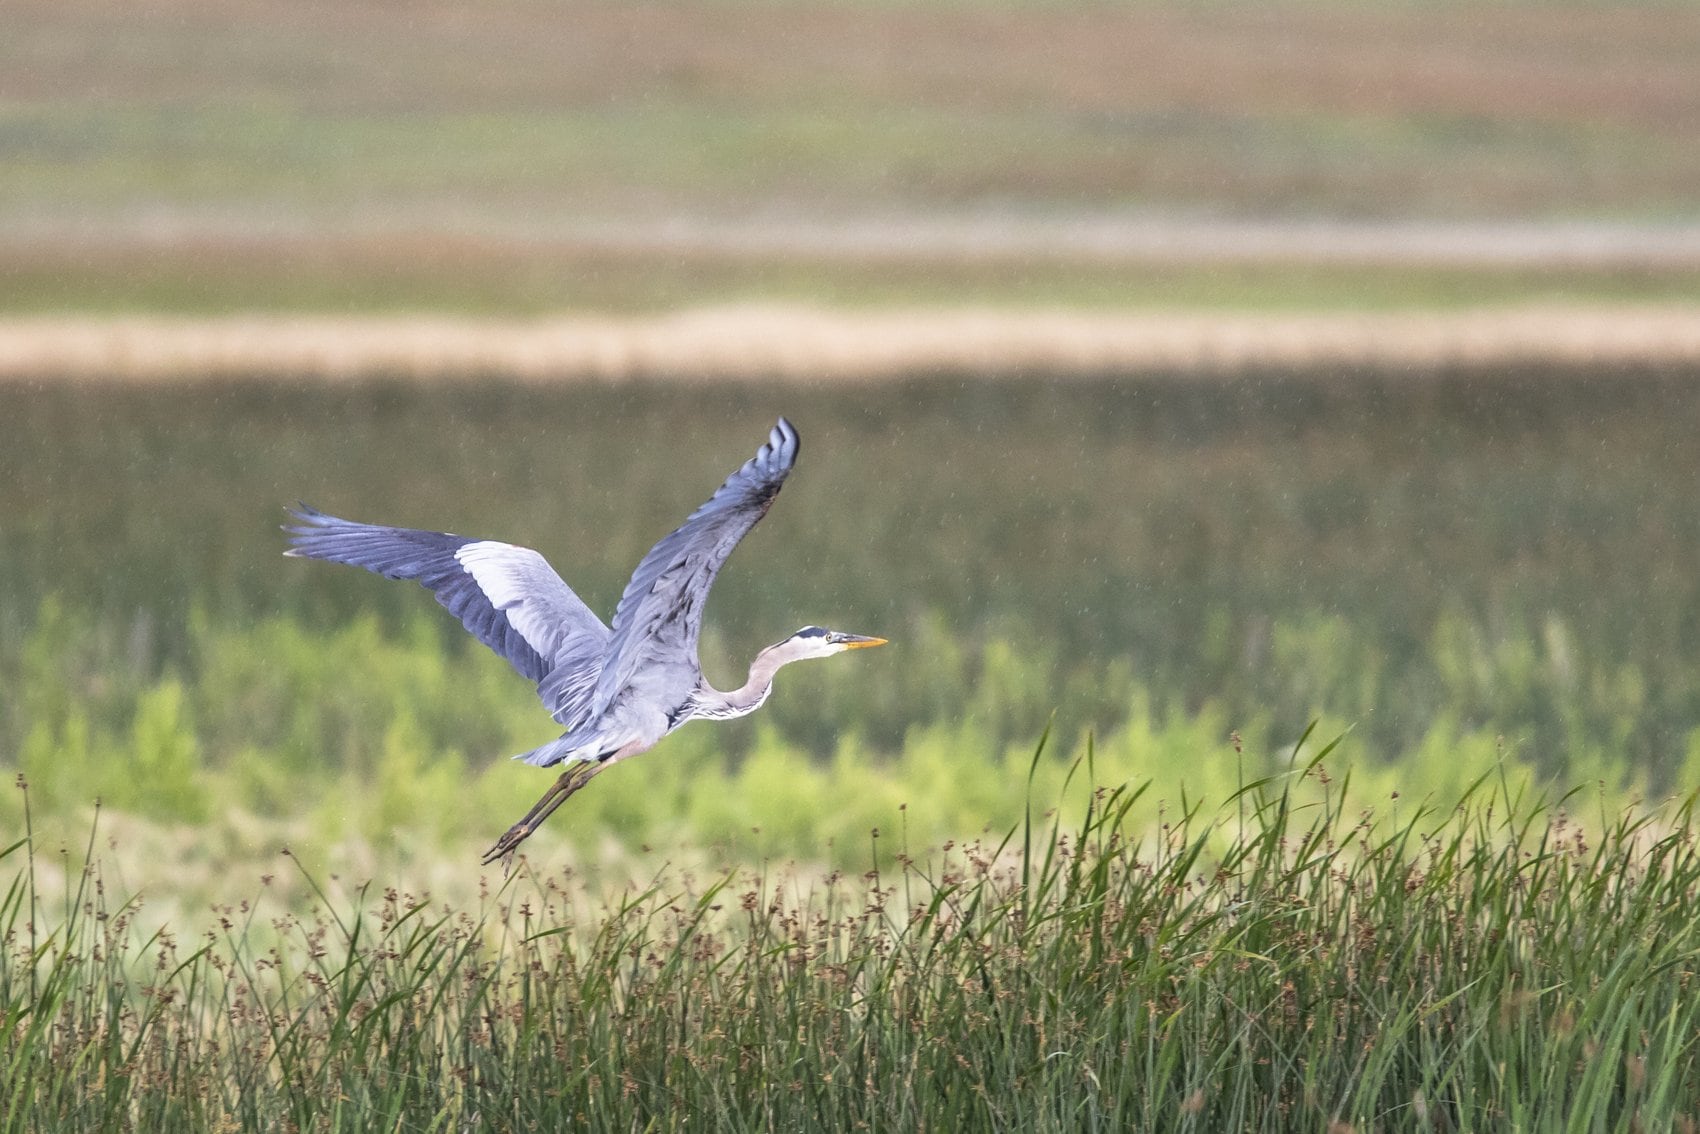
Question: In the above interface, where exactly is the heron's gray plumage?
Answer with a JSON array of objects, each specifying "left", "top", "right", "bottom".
[
  {"left": 284, "top": 417, "right": 882, "bottom": 865},
  {"left": 285, "top": 417, "right": 801, "bottom": 762},
  {"left": 282, "top": 510, "right": 613, "bottom": 728},
  {"left": 591, "top": 418, "right": 798, "bottom": 724}
]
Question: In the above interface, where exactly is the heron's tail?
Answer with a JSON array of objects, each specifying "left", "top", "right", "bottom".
[{"left": 511, "top": 735, "right": 599, "bottom": 768}]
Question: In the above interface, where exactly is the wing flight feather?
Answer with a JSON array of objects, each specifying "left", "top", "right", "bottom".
[
  {"left": 284, "top": 507, "right": 611, "bottom": 723},
  {"left": 591, "top": 418, "right": 800, "bottom": 715}
]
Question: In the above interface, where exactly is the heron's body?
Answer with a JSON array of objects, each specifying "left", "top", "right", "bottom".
[{"left": 285, "top": 418, "right": 884, "bottom": 865}]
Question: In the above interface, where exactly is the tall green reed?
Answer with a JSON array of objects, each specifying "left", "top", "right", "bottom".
[{"left": 6, "top": 735, "right": 1700, "bottom": 1132}]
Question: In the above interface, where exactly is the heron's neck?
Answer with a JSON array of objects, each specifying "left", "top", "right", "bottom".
[{"left": 691, "top": 643, "right": 795, "bottom": 721}]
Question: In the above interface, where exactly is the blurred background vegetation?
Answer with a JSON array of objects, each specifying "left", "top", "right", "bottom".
[
  {"left": 2, "top": 0, "right": 1699, "bottom": 890},
  {"left": 4, "top": 0, "right": 1699, "bottom": 312},
  {"left": 6, "top": 373, "right": 1700, "bottom": 894}
]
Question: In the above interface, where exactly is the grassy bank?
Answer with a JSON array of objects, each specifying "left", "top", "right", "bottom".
[{"left": 7, "top": 745, "right": 1700, "bottom": 1131}]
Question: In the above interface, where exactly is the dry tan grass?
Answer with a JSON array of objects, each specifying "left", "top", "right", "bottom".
[
  {"left": 7, "top": 1, "right": 1700, "bottom": 220},
  {"left": 12, "top": 0, "right": 1695, "bottom": 129},
  {"left": 3, "top": 304, "right": 1697, "bottom": 384}
]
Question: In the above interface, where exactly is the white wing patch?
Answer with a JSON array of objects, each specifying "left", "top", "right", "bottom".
[{"left": 454, "top": 541, "right": 562, "bottom": 660}]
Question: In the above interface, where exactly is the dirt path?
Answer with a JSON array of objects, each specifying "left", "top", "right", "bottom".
[{"left": 3, "top": 304, "right": 1697, "bottom": 383}]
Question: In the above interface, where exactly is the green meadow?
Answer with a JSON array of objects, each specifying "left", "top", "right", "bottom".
[
  {"left": 8, "top": 362, "right": 1700, "bottom": 1128},
  {"left": 0, "top": 365, "right": 1695, "bottom": 891},
  {"left": 7, "top": 368, "right": 1700, "bottom": 862},
  {"left": 10, "top": 370, "right": 1700, "bottom": 762}
]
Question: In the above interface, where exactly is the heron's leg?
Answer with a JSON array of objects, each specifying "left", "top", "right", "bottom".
[{"left": 480, "top": 760, "right": 604, "bottom": 870}]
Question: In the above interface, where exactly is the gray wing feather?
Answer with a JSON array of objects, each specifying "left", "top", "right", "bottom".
[
  {"left": 284, "top": 507, "right": 611, "bottom": 725},
  {"left": 591, "top": 418, "right": 800, "bottom": 716}
]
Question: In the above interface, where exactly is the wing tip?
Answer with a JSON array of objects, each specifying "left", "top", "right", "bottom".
[
  {"left": 283, "top": 502, "right": 332, "bottom": 528},
  {"left": 281, "top": 502, "right": 332, "bottom": 552},
  {"left": 768, "top": 416, "right": 800, "bottom": 470}
]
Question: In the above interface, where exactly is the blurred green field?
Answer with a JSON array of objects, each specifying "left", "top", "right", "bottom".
[{"left": 4, "top": 367, "right": 1700, "bottom": 894}]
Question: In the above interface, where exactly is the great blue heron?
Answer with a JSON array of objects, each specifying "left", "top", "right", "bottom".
[{"left": 285, "top": 417, "right": 884, "bottom": 867}]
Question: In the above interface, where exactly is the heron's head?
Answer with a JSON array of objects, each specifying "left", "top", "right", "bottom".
[{"left": 776, "top": 625, "right": 888, "bottom": 661}]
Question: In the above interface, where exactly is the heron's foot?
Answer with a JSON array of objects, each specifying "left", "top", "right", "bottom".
[
  {"left": 478, "top": 762, "right": 600, "bottom": 872},
  {"left": 481, "top": 822, "right": 535, "bottom": 872}
]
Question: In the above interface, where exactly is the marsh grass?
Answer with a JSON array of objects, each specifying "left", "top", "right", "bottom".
[{"left": 7, "top": 732, "right": 1700, "bottom": 1132}]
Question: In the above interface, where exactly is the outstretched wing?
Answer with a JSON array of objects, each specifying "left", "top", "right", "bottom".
[
  {"left": 284, "top": 507, "right": 611, "bottom": 723},
  {"left": 590, "top": 418, "right": 800, "bottom": 716}
]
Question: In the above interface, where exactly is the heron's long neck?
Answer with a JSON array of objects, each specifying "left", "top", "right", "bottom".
[{"left": 691, "top": 643, "right": 795, "bottom": 721}]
